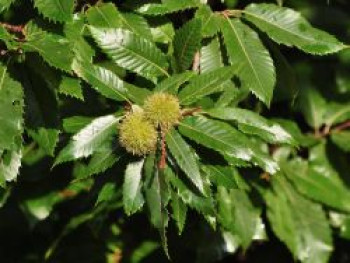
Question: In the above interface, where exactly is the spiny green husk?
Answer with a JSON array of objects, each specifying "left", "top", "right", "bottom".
[
  {"left": 119, "top": 112, "right": 157, "bottom": 156},
  {"left": 144, "top": 92, "right": 181, "bottom": 130}
]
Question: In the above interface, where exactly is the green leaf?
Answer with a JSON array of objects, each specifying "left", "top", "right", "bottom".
[
  {"left": 123, "top": 158, "right": 145, "bottom": 215},
  {"left": 144, "top": 155, "right": 169, "bottom": 256},
  {"left": 265, "top": 176, "right": 333, "bottom": 263},
  {"left": 137, "top": 0, "right": 201, "bottom": 16},
  {"left": 166, "top": 167, "right": 215, "bottom": 215},
  {"left": 202, "top": 165, "right": 238, "bottom": 189},
  {"left": 166, "top": 129, "right": 205, "bottom": 194},
  {"left": 89, "top": 27, "right": 169, "bottom": 83},
  {"left": 173, "top": 19, "right": 202, "bottom": 72},
  {"left": 96, "top": 183, "right": 117, "bottom": 206},
  {"left": 171, "top": 190, "right": 187, "bottom": 234},
  {"left": 217, "top": 187, "right": 260, "bottom": 249},
  {"left": 244, "top": 3, "right": 346, "bottom": 55},
  {"left": 220, "top": 17, "right": 276, "bottom": 106},
  {"left": 86, "top": 3, "right": 152, "bottom": 40},
  {"left": 28, "top": 128, "right": 60, "bottom": 157},
  {"left": 23, "top": 22, "right": 74, "bottom": 71},
  {"left": 63, "top": 116, "right": 94, "bottom": 134},
  {"left": 59, "top": 77, "right": 83, "bottom": 101},
  {"left": 34, "top": 0, "right": 74, "bottom": 22},
  {"left": 282, "top": 158, "right": 350, "bottom": 213},
  {"left": 0, "top": 146, "right": 22, "bottom": 184},
  {"left": 86, "top": 3, "right": 122, "bottom": 28},
  {"left": 324, "top": 103, "right": 350, "bottom": 127},
  {"left": 154, "top": 71, "right": 194, "bottom": 94},
  {"left": 0, "top": 65, "right": 24, "bottom": 151},
  {"left": 178, "top": 66, "right": 235, "bottom": 105},
  {"left": 54, "top": 115, "right": 121, "bottom": 165},
  {"left": 179, "top": 116, "right": 279, "bottom": 174},
  {"left": 150, "top": 19, "right": 175, "bottom": 44},
  {"left": 208, "top": 107, "right": 296, "bottom": 145},
  {"left": 297, "top": 87, "right": 327, "bottom": 129},
  {"left": 195, "top": 5, "right": 219, "bottom": 38},
  {"left": 331, "top": 131, "right": 350, "bottom": 152},
  {"left": 200, "top": 37, "right": 223, "bottom": 73},
  {"left": 0, "top": 0, "right": 14, "bottom": 13},
  {"left": 76, "top": 149, "right": 123, "bottom": 179},
  {"left": 72, "top": 60, "right": 149, "bottom": 104}
]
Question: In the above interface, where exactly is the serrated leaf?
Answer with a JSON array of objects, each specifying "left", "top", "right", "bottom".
[
  {"left": 0, "top": 0, "right": 14, "bottom": 13},
  {"left": 282, "top": 158, "right": 350, "bottom": 213},
  {"left": 202, "top": 165, "right": 238, "bottom": 189},
  {"left": 217, "top": 187, "right": 260, "bottom": 249},
  {"left": 72, "top": 60, "right": 149, "bottom": 104},
  {"left": 89, "top": 27, "right": 169, "bottom": 83},
  {"left": 150, "top": 19, "right": 175, "bottom": 44},
  {"left": 297, "top": 87, "right": 327, "bottom": 129},
  {"left": 166, "top": 167, "right": 215, "bottom": 215},
  {"left": 34, "top": 0, "right": 74, "bottom": 22},
  {"left": 87, "top": 3, "right": 152, "bottom": 40},
  {"left": 173, "top": 19, "right": 202, "bottom": 72},
  {"left": 23, "top": 22, "right": 74, "bottom": 71},
  {"left": 154, "top": 71, "right": 194, "bottom": 94},
  {"left": 208, "top": 107, "right": 296, "bottom": 145},
  {"left": 178, "top": 67, "right": 235, "bottom": 105},
  {"left": 166, "top": 129, "right": 205, "bottom": 194},
  {"left": 59, "top": 77, "right": 83, "bottom": 101},
  {"left": 86, "top": 3, "right": 123, "bottom": 28},
  {"left": 54, "top": 115, "right": 121, "bottom": 165},
  {"left": 0, "top": 65, "right": 24, "bottom": 151},
  {"left": 123, "top": 158, "right": 145, "bottom": 215},
  {"left": 195, "top": 5, "right": 219, "bottom": 37},
  {"left": 179, "top": 116, "right": 279, "bottom": 174},
  {"left": 265, "top": 175, "right": 333, "bottom": 263},
  {"left": 331, "top": 131, "right": 350, "bottom": 152},
  {"left": 220, "top": 17, "right": 276, "bottom": 106},
  {"left": 200, "top": 37, "right": 223, "bottom": 73},
  {"left": 28, "top": 128, "right": 60, "bottom": 157},
  {"left": 171, "top": 190, "right": 187, "bottom": 234},
  {"left": 137, "top": 0, "right": 201, "bottom": 16},
  {"left": 244, "top": 3, "right": 345, "bottom": 55},
  {"left": 0, "top": 146, "right": 22, "bottom": 184},
  {"left": 63, "top": 116, "right": 94, "bottom": 134}
]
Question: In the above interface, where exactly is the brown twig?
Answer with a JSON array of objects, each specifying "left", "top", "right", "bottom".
[
  {"left": 0, "top": 22, "right": 24, "bottom": 33},
  {"left": 181, "top": 107, "right": 202, "bottom": 117},
  {"left": 332, "top": 120, "right": 350, "bottom": 132},
  {"left": 192, "top": 51, "right": 200, "bottom": 72},
  {"left": 158, "top": 129, "right": 167, "bottom": 170}
]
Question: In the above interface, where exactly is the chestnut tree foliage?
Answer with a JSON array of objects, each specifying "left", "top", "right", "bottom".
[{"left": 1, "top": 0, "right": 350, "bottom": 262}]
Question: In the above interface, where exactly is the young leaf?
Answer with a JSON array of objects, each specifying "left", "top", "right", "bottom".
[
  {"left": 89, "top": 27, "right": 169, "bottom": 83},
  {"left": 178, "top": 66, "right": 236, "bottom": 105},
  {"left": 244, "top": 3, "right": 346, "bottom": 55},
  {"left": 208, "top": 107, "right": 296, "bottom": 145},
  {"left": 33, "top": 0, "right": 74, "bottom": 22},
  {"left": 54, "top": 115, "right": 121, "bottom": 165},
  {"left": 166, "top": 129, "right": 205, "bottom": 194},
  {"left": 0, "top": 65, "right": 24, "bottom": 151},
  {"left": 123, "top": 158, "right": 145, "bottom": 215},
  {"left": 220, "top": 17, "right": 276, "bottom": 106},
  {"left": 179, "top": 116, "right": 279, "bottom": 174},
  {"left": 265, "top": 176, "right": 333, "bottom": 263},
  {"left": 173, "top": 19, "right": 202, "bottom": 72}
]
